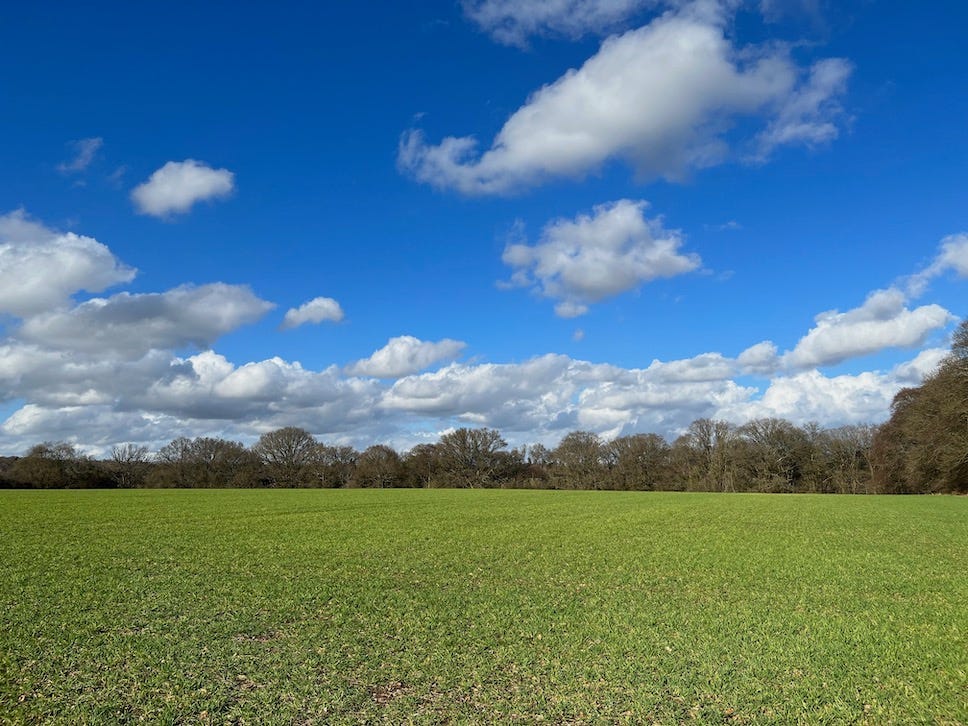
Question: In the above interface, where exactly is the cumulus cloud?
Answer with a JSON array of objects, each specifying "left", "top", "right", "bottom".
[
  {"left": 781, "top": 288, "right": 955, "bottom": 369},
  {"left": 131, "top": 160, "right": 235, "bottom": 217},
  {"left": 503, "top": 200, "right": 700, "bottom": 316},
  {"left": 0, "top": 210, "right": 136, "bottom": 316},
  {"left": 347, "top": 336, "right": 467, "bottom": 378},
  {"left": 737, "top": 340, "right": 780, "bottom": 375},
  {"left": 0, "top": 213, "right": 961, "bottom": 455},
  {"left": 281, "top": 297, "right": 345, "bottom": 329},
  {"left": 0, "top": 339, "right": 949, "bottom": 455},
  {"left": 400, "top": 6, "right": 849, "bottom": 194},
  {"left": 463, "top": 0, "right": 662, "bottom": 46},
  {"left": 57, "top": 137, "right": 103, "bottom": 174},
  {"left": 720, "top": 368, "right": 901, "bottom": 428},
  {"left": 17, "top": 284, "right": 274, "bottom": 358}
]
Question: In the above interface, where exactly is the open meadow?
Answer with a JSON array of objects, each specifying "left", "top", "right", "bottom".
[{"left": 1, "top": 490, "right": 965, "bottom": 724}]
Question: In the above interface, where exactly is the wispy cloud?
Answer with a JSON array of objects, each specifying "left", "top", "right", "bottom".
[{"left": 57, "top": 137, "right": 103, "bottom": 174}]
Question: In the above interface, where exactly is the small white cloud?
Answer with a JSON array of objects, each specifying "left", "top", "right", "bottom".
[
  {"left": 753, "top": 58, "right": 852, "bottom": 160},
  {"left": 737, "top": 340, "right": 780, "bottom": 375},
  {"left": 131, "top": 160, "right": 235, "bottom": 217},
  {"left": 401, "top": 7, "right": 850, "bottom": 194},
  {"left": 348, "top": 336, "right": 466, "bottom": 378},
  {"left": 281, "top": 297, "right": 345, "bottom": 329},
  {"left": 892, "top": 347, "right": 949, "bottom": 384},
  {"left": 57, "top": 137, "right": 103, "bottom": 174},
  {"left": 573, "top": 328, "right": 586, "bottom": 342},
  {"left": 0, "top": 209, "right": 136, "bottom": 317},
  {"left": 503, "top": 199, "right": 700, "bottom": 317},
  {"left": 934, "top": 233, "right": 968, "bottom": 277},
  {"left": 908, "top": 233, "right": 968, "bottom": 295}
]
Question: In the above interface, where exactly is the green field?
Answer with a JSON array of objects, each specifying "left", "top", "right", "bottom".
[{"left": 1, "top": 490, "right": 965, "bottom": 724}]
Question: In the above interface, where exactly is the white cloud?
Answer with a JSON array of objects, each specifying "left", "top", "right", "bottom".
[
  {"left": 463, "top": 0, "right": 662, "bottom": 46},
  {"left": 503, "top": 200, "right": 700, "bottom": 316},
  {"left": 281, "top": 297, "right": 345, "bottom": 329},
  {"left": 17, "top": 284, "right": 274, "bottom": 358},
  {"left": 0, "top": 210, "right": 136, "bottom": 316},
  {"left": 720, "top": 369, "right": 901, "bottom": 427},
  {"left": 908, "top": 233, "right": 968, "bottom": 295},
  {"left": 781, "top": 288, "right": 955, "bottom": 369},
  {"left": 347, "top": 336, "right": 467, "bottom": 378},
  {"left": 934, "top": 233, "right": 968, "bottom": 277},
  {"left": 0, "top": 339, "right": 949, "bottom": 455},
  {"left": 400, "top": 7, "right": 849, "bottom": 194},
  {"left": 57, "top": 137, "right": 103, "bottom": 174},
  {"left": 131, "top": 160, "right": 235, "bottom": 217},
  {"left": 753, "top": 57, "right": 851, "bottom": 159},
  {"left": 0, "top": 216, "right": 962, "bottom": 455},
  {"left": 737, "top": 340, "right": 779, "bottom": 375},
  {"left": 892, "top": 347, "right": 949, "bottom": 384}
]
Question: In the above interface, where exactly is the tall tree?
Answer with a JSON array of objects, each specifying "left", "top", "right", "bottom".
[
  {"left": 253, "top": 427, "right": 320, "bottom": 487},
  {"left": 872, "top": 319, "right": 968, "bottom": 493},
  {"left": 435, "top": 428, "right": 509, "bottom": 487}
]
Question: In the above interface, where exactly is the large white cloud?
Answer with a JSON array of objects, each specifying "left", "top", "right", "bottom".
[
  {"left": 17, "top": 284, "right": 274, "bottom": 358},
  {"left": 281, "top": 297, "right": 345, "bottom": 329},
  {"left": 503, "top": 199, "right": 700, "bottom": 316},
  {"left": 131, "top": 160, "right": 235, "bottom": 217},
  {"left": 400, "top": 6, "right": 849, "bottom": 194},
  {"left": 781, "top": 288, "right": 954, "bottom": 369},
  {"left": 347, "top": 336, "right": 467, "bottom": 378},
  {"left": 0, "top": 210, "right": 136, "bottom": 316}
]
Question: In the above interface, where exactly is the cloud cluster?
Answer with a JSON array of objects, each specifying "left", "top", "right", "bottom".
[
  {"left": 0, "top": 213, "right": 961, "bottom": 456},
  {"left": 131, "top": 160, "right": 235, "bottom": 217},
  {"left": 400, "top": 6, "right": 850, "bottom": 194},
  {"left": 281, "top": 297, "right": 345, "bottom": 329},
  {"left": 503, "top": 199, "right": 700, "bottom": 316}
]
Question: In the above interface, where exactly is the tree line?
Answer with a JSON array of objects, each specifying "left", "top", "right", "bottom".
[{"left": 2, "top": 322, "right": 964, "bottom": 494}]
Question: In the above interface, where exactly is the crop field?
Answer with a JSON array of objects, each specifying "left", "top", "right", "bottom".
[{"left": 0, "top": 490, "right": 965, "bottom": 724}]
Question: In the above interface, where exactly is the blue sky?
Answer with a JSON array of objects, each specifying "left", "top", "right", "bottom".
[{"left": 1, "top": 0, "right": 966, "bottom": 454}]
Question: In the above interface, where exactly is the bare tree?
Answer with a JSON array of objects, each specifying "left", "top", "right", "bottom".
[
  {"left": 110, "top": 443, "right": 150, "bottom": 488},
  {"left": 436, "top": 428, "right": 509, "bottom": 487},
  {"left": 354, "top": 445, "right": 403, "bottom": 488},
  {"left": 608, "top": 433, "right": 670, "bottom": 490},
  {"left": 551, "top": 431, "right": 605, "bottom": 489},
  {"left": 253, "top": 427, "right": 320, "bottom": 487}
]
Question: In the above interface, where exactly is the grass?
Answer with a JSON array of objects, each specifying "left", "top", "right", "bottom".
[{"left": 0, "top": 489, "right": 965, "bottom": 724}]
